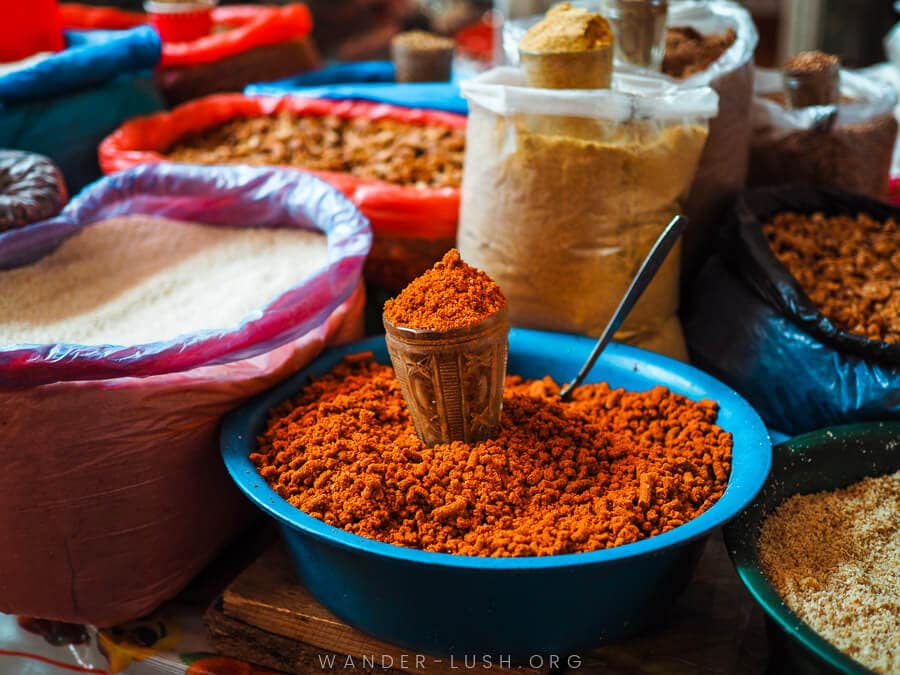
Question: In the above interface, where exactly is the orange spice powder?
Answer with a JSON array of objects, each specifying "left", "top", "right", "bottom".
[
  {"left": 382, "top": 249, "right": 506, "bottom": 331},
  {"left": 251, "top": 354, "right": 733, "bottom": 557}
]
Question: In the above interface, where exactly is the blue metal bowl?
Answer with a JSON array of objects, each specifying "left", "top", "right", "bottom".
[{"left": 221, "top": 330, "right": 772, "bottom": 658}]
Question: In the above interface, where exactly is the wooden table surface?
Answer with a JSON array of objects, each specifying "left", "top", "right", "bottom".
[{"left": 206, "top": 530, "right": 769, "bottom": 674}]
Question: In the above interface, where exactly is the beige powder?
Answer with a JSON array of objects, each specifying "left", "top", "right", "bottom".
[
  {"left": 759, "top": 472, "right": 900, "bottom": 674},
  {"left": 0, "top": 215, "right": 330, "bottom": 346},
  {"left": 519, "top": 3, "right": 613, "bottom": 53},
  {"left": 459, "top": 112, "right": 708, "bottom": 360}
]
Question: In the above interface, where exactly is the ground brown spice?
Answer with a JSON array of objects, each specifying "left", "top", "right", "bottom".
[
  {"left": 764, "top": 211, "right": 900, "bottom": 344},
  {"left": 783, "top": 50, "right": 839, "bottom": 73},
  {"left": 662, "top": 26, "right": 737, "bottom": 79},
  {"left": 382, "top": 249, "right": 506, "bottom": 331},
  {"left": 250, "top": 354, "right": 733, "bottom": 557}
]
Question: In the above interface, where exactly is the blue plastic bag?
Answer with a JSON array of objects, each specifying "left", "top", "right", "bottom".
[
  {"left": 0, "top": 27, "right": 163, "bottom": 192},
  {"left": 250, "top": 60, "right": 396, "bottom": 88},
  {"left": 685, "top": 187, "right": 900, "bottom": 435},
  {"left": 0, "top": 162, "right": 372, "bottom": 388},
  {"left": 246, "top": 61, "right": 468, "bottom": 115}
]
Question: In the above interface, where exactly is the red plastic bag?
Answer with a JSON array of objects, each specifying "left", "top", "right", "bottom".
[
  {"left": 100, "top": 94, "right": 465, "bottom": 288},
  {"left": 60, "top": 3, "right": 312, "bottom": 67},
  {"left": 0, "top": 0, "right": 64, "bottom": 62},
  {"left": 59, "top": 3, "right": 145, "bottom": 30},
  {"left": 160, "top": 4, "right": 312, "bottom": 67}
]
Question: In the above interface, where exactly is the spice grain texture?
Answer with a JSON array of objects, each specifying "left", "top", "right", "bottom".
[
  {"left": 251, "top": 355, "right": 732, "bottom": 557},
  {"left": 662, "top": 26, "right": 737, "bottom": 79},
  {"left": 167, "top": 111, "right": 465, "bottom": 189},
  {"left": 759, "top": 472, "right": 900, "bottom": 674},
  {"left": 519, "top": 2, "right": 613, "bottom": 53},
  {"left": 764, "top": 211, "right": 899, "bottom": 344},
  {"left": 0, "top": 215, "right": 329, "bottom": 346},
  {"left": 383, "top": 249, "right": 506, "bottom": 331}
]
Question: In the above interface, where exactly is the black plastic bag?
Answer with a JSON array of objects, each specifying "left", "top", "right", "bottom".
[{"left": 685, "top": 186, "right": 900, "bottom": 435}]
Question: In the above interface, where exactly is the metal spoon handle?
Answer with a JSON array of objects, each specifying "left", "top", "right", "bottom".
[{"left": 558, "top": 215, "right": 687, "bottom": 401}]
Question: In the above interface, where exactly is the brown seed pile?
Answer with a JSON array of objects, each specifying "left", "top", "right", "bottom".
[
  {"left": 165, "top": 110, "right": 465, "bottom": 188},
  {"left": 392, "top": 30, "right": 454, "bottom": 51},
  {"left": 759, "top": 472, "right": 900, "bottom": 674},
  {"left": 251, "top": 354, "right": 733, "bottom": 558},
  {"left": 783, "top": 50, "right": 839, "bottom": 74},
  {"left": 662, "top": 26, "right": 737, "bottom": 79},
  {"left": 764, "top": 211, "right": 900, "bottom": 344},
  {"left": 383, "top": 249, "right": 506, "bottom": 331}
]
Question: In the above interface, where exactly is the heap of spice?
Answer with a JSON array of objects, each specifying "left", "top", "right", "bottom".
[
  {"left": 519, "top": 2, "right": 613, "bottom": 53},
  {"left": 764, "top": 211, "right": 899, "bottom": 344},
  {"left": 166, "top": 111, "right": 465, "bottom": 189},
  {"left": 390, "top": 31, "right": 455, "bottom": 83},
  {"left": 518, "top": 3, "right": 615, "bottom": 91},
  {"left": 383, "top": 249, "right": 506, "bottom": 331},
  {"left": 391, "top": 30, "right": 454, "bottom": 51},
  {"left": 759, "top": 472, "right": 900, "bottom": 674},
  {"left": 251, "top": 354, "right": 733, "bottom": 557},
  {"left": 662, "top": 26, "right": 737, "bottom": 79}
]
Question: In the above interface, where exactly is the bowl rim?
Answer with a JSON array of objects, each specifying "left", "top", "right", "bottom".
[
  {"left": 724, "top": 422, "right": 900, "bottom": 675},
  {"left": 221, "top": 329, "right": 772, "bottom": 570}
]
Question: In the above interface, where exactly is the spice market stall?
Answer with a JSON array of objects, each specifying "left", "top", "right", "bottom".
[{"left": 0, "top": 1, "right": 898, "bottom": 674}]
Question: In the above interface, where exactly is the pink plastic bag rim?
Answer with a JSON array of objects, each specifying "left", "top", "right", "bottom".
[{"left": 0, "top": 162, "right": 371, "bottom": 388}]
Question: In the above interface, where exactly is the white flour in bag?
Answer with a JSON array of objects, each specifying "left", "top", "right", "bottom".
[{"left": 0, "top": 215, "right": 330, "bottom": 346}]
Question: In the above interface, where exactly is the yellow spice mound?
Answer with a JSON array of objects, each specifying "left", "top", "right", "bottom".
[{"left": 520, "top": 2, "right": 613, "bottom": 53}]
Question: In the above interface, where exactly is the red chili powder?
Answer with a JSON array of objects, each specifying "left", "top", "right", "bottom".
[
  {"left": 382, "top": 249, "right": 506, "bottom": 331},
  {"left": 251, "top": 354, "right": 733, "bottom": 557}
]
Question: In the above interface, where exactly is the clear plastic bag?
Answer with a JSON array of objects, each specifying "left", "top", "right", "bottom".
[
  {"left": 503, "top": 1, "right": 758, "bottom": 286},
  {"left": 749, "top": 68, "right": 898, "bottom": 199},
  {"left": 458, "top": 67, "right": 717, "bottom": 360}
]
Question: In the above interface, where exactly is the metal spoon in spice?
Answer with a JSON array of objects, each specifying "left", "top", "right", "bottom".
[{"left": 558, "top": 214, "right": 687, "bottom": 401}]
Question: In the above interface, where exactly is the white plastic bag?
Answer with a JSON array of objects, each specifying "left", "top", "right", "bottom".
[
  {"left": 749, "top": 68, "right": 898, "bottom": 199},
  {"left": 504, "top": 1, "right": 757, "bottom": 284},
  {"left": 458, "top": 67, "right": 717, "bottom": 360}
]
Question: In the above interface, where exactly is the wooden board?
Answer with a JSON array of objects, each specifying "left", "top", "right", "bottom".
[{"left": 207, "top": 543, "right": 548, "bottom": 675}]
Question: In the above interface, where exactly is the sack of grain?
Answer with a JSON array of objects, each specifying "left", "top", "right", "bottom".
[
  {"left": 685, "top": 186, "right": 900, "bottom": 435},
  {"left": 748, "top": 68, "right": 898, "bottom": 201},
  {"left": 503, "top": 1, "right": 757, "bottom": 288},
  {"left": 0, "top": 163, "right": 370, "bottom": 625},
  {"left": 458, "top": 67, "right": 718, "bottom": 360}
]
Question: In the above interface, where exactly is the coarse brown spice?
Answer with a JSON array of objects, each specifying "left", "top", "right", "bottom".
[
  {"left": 662, "top": 26, "right": 737, "bottom": 79},
  {"left": 764, "top": 211, "right": 900, "bottom": 344},
  {"left": 391, "top": 30, "right": 454, "bottom": 51},
  {"left": 382, "top": 249, "right": 506, "bottom": 331},
  {"left": 250, "top": 354, "right": 733, "bottom": 557},
  {"left": 759, "top": 472, "right": 900, "bottom": 674},
  {"left": 783, "top": 50, "right": 839, "bottom": 74},
  {"left": 166, "top": 111, "right": 465, "bottom": 189}
]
